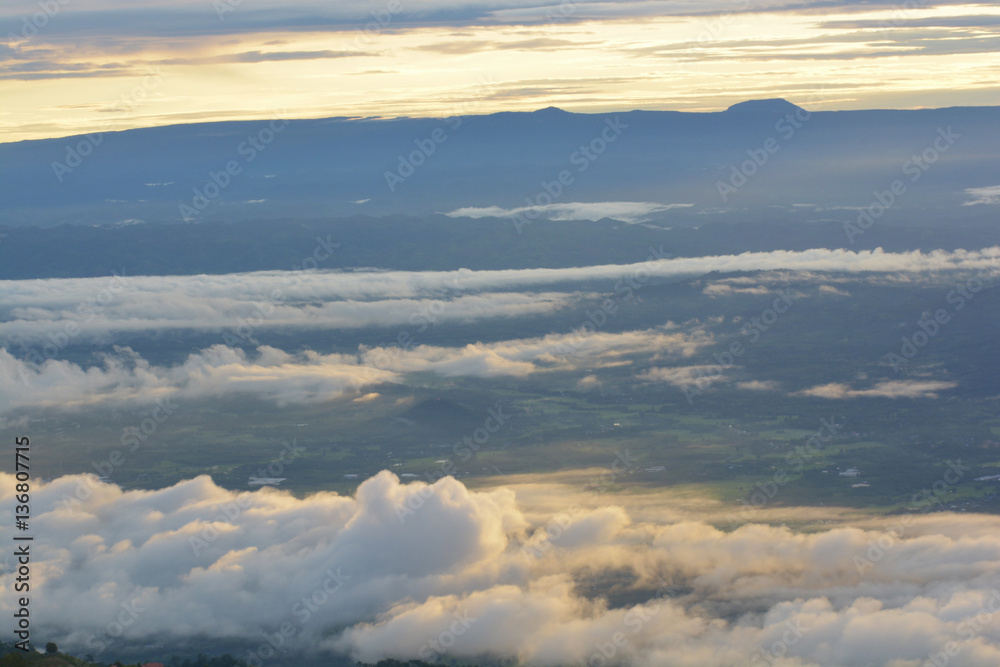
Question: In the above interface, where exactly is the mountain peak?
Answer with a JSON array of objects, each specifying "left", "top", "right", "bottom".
[{"left": 724, "top": 98, "right": 806, "bottom": 115}]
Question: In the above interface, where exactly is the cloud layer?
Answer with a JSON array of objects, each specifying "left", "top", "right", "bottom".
[
  {"left": 1, "top": 247, "right": 996, "bottom": 346},
  {"left": 0, "top": 324, "right": 712, "bottom": 413},
  {"left": 3, "top": 471, "right": 1000, "bottom": 666}
]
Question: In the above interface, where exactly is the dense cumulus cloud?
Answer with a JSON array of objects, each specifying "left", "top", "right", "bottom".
[{"left": 3, "top": 471, "right": 1000, "bottom": 666}]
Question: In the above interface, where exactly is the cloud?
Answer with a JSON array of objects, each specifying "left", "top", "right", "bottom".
[
  {"left": 414, "top": 38, "right": 591, "bottom": 55},
  {"left": 156, "top": 50, "right": 371, "bottom": 66},
  {"left": 0, "top": 284, "right": 579, "bottom": 344},
  {"left": 702, "top": 283, "right": 771, "bottom": 297},
  {"left": 445, "top": 202, "right": 692, "bottom": 223},
  {"left": 798, "top": 380, "right": 958, "bottom": 399},
  {"left": 9, "top": 245, "right": 993, "bottom": 345},
  {"left": 822, "top": 15, "right": 1000, "bottom": 30},
  {"left": 4, "top": 470, "right": 1000, "bottom": 666},
  {"left": 736, "top": 380, "right": 779, "bottom": 392},
  {"left": 818, "top": 284, "right": 852, "bottom": 297},
  {"left": 0, "top": 345, "right": 394, "bottom": 411},
  {"left": 637, "top": 365, "right": 731, "bottom": 388},
  {"left": 0, "top": 325, "right": 712, "bottom": 413},
  {"left": 964, "top": 185, "right": 1000, "bottom": 206}
]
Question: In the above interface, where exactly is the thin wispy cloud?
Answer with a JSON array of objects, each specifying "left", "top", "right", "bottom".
[
  {"left": 798, "top": 380, "right": 958, "bottom": 399},
  {"left": 2, "top": 247, "right": 997, "bottom": 345},
  {"left": 964, "top": 185, "right": 1000, "bottom": 206},
  {"left": 445, "top": 202, "right": 692, "bottom": 223}
]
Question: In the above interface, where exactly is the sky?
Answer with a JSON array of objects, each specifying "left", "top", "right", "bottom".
[{"left": 3, "top": 0, "right": 1000, "bottom": 141}]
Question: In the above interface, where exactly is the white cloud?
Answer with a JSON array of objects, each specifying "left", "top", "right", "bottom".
[
  {"left": 736, "top": 380, "right": 779, "bottom": 391},
  {"left": 0, "top": 325, "right": 712, "bottom": 413},
  {"left": 4, "top": 471, "right": 1000, "bottom": 666},
  {"left": 798, "top": 380, "right": 957, "bottom": 399},
  {"left": 702, "top": 283, "right": 771, "bottom": 297},
  {"left": 445, "top": 201, "right": 693, "bottom": 223},
  {"left": 3, "top": 247, "right": 997, "bottom": 345},
  {"left": 637, "top": 364, "right": 732, "bottom": 387},
  {"left": 818, "top": 284, "right": 852, "bottom": 297},
  {"left": 963, "top": 185, "right": 1000, "bottom": 206},
  {"left": 0, "top": 286, "right": 578, "bottom": 344}
]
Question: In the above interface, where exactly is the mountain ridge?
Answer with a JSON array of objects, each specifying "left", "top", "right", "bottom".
[{"left": 1, "top": 102, "right": 997, "bottom": 228}]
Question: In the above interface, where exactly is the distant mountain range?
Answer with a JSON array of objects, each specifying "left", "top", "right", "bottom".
[{"left": 2, "top": 100, "right": 998, "bottom": 229}]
